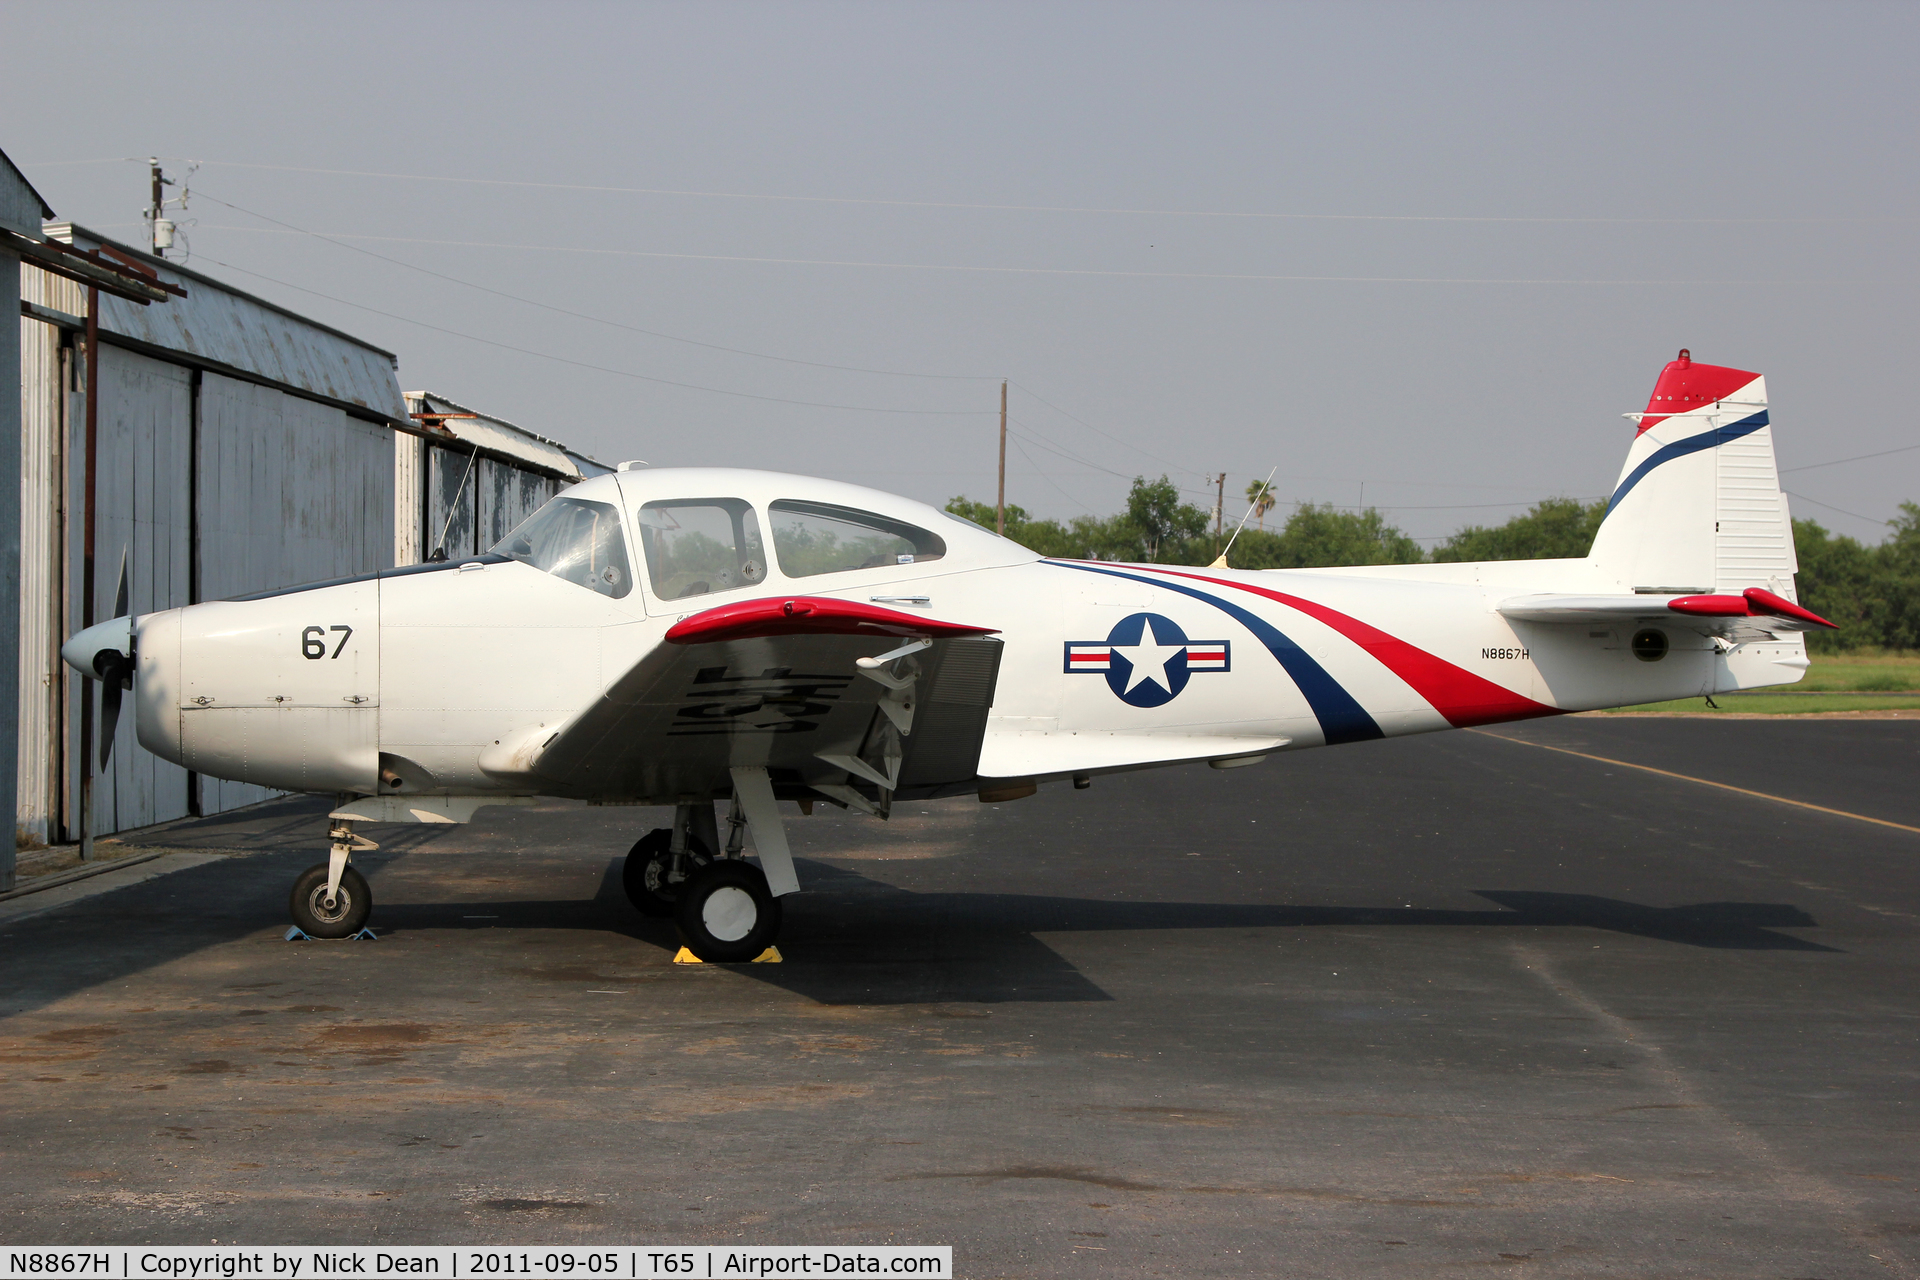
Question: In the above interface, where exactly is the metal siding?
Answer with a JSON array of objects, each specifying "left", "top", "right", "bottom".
[
  {"left": 86, "top": 346, "right": 193, "bottom": 834},
  {"left": 394, "top": 433, "right": 423, "bottom": 566},
  {"left": 16, "top": 274, "right": 72, "bottom": 842},
  {"left": 477, "top": 457, "right": 557, "bottom": 550},
  {"left": 195, "top": 374, "right": 395, "bottom": 816},
  {"left": 426, "top": 444, "right": 479, "bottom": 560}
]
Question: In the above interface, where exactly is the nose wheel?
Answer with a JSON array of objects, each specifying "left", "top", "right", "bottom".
[
  {"left": 288, "top": 817, "right": 377, "bottom": 938},
  {"left": 289, "top": 863, "right": 372, "bottom": 938}
]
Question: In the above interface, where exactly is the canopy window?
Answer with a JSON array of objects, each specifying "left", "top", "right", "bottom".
[
  {"left": 494, "top": 496, "right": 634, "bottom": 598},
  {"left": 769, "top": 501, "right": 947, "bottom": 579},
  {"left": 637, "top": 498, "right": 768, "bottom": 601}
]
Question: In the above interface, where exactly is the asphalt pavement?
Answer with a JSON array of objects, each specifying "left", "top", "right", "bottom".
[{"left": 2, "top": 717, "right": 1916, "bottom": 1279}]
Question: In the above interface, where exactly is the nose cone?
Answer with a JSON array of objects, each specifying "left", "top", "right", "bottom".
[{"left": 61, "top": 616, "right": 133, "bottom": 678}]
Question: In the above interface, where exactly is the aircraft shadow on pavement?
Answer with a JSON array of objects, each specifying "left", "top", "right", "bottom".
[
  {"left": 0, "top": 854, "right": 1834, "bottom": 1020},
  {"left": 371, "top": 860, "right": 1839, "bottom": 1006}
]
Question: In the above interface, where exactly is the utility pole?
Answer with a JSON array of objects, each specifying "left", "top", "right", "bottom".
[
  {"left": 1214, "top": 472, "right": 1227, "bottom": 546},
  {"left": 996, "top": 380, "right": 1007, "bottom": 535},
  {"left": 146, "top": 158, "right": 175, "bottom": 257}
]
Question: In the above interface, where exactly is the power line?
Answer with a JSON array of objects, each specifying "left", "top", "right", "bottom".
[
  {"left": 196, "top": 256, "right": 995, "bottom": 417},
  {"left": 183, "top": 223, "right": 1814, "bottom": 287},
  {"left": 192, "top": 192, "right": 998, "bottom": 382},
  {"left": 1007, "top": 380, "right": 1198, "bottom": 479},
  {"left": 65, "top": 156, "right": 1916, "bottom": 225},
  {"left": 1779, "top": 442, "right": 1920, "bottom": 474},
  {"left": 1004, "top": 435, "right": 1096, "bottom": 515},
  {"left": 1785, "top": 490, "right": 1890, "bottom": 526}
]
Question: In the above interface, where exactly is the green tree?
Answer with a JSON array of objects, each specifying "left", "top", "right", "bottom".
[
  {"left": 1791, "top": 518, "right": 1877, "bottom": 652},
  {"left": 1121, "top": 475, "right": 1210, "bottom": 562},
  {"left": 1431, "top": 497, "right": 1606, "bottom": 562},
  {"left": 1869, "top": 502, "right": 1920, "bottom": 650},
  {"left": 1227, "top": 504, "right": 1425, "bottom": 569},
  {"left": 1245, "top": 478, "right": 1277, "bottom": 530}
]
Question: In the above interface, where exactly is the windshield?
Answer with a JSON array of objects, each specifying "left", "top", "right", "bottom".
[
  {"left": 769, "top": 500, "right": 946, "bottom": 578},
  {"left": 492, "top": 496, "right": 634, "bottom": 598},
  {"left": 637, "top": 498, "right": 768, "bottom": 601}
]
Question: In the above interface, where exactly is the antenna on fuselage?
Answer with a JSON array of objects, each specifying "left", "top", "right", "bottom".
[{"left": 1211, "top": 466, "right": 1277, "bottom": 569}]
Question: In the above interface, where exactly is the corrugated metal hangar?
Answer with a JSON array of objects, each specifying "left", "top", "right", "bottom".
[{"left": 8, "top": 209, "right": 605, "bottom": 854}]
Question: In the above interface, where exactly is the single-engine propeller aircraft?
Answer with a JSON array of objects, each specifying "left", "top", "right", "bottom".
[{"left": 62, "top": 351, "right": 1834, "bottom": 959}]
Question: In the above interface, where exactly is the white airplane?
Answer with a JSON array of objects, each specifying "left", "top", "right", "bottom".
[{"left": 62, "top": 350, "right": 1833, "bottom": 959}]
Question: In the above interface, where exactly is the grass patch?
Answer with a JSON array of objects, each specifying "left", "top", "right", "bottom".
[
  {"left": 1798, "top": 654, "right": 1920, "bottom": 692},
  {"left": 1604, "top": 694, "right": 1920, "bottom": 715}
]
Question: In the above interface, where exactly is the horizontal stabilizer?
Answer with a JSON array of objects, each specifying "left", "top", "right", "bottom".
[{"left": 1498, "top": 587, "right": 1836, "bottom": 635}]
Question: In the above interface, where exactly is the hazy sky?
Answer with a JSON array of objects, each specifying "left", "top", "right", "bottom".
[{"left": 6, "top": 1, "right": 1915, "bottom": 546}]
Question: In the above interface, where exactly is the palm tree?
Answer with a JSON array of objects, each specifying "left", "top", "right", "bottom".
[{"left": 1245, "top": 478, "right": 1277, "bottom": 530}]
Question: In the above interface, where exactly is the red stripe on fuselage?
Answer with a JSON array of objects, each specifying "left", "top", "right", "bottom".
[{"left": 1123, "top": 567, "right": 1558, "bottom": 728}]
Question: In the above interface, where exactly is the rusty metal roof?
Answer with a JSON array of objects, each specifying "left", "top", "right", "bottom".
[
  {"left": 46, "top": 223, "right": 409, "bottom": 423},
  {"left": 405, "top": 391, "right": 610, "bottom": 479}
]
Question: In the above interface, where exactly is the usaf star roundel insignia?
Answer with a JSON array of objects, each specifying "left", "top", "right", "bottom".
[{"left": 1064, "top": 612, "right": 1231, "bottom": 707}]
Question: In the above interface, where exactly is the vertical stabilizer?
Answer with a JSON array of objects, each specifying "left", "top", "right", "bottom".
[{"left": 1587, "top": 351, "right": 1797, "bottom": 597}]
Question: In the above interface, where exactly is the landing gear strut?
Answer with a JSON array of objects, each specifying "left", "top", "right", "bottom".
[
  {"left": 621, "top": 814, "right": 715, "bottom": 917},
  {"left": 289, "top": 819, "right": 376, "bottom": 938}
]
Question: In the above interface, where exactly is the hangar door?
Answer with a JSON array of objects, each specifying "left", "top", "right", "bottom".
[
  {"left": 425, "top": 445, "right": 559, "bottom": 560},
  {"left": 194, "top": 372, "right": 397, "bottom": 814},
  {"left": 80, "top": 347, "right": 193, "bottom": 834}
]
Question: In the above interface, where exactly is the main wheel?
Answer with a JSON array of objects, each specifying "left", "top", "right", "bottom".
[
  {"left": 674, "top": 861, "right": 782, "bottom": 963},
  {"left": 622, "top": 828, "right": 712, "bottom": 918},
  {"left": 289, "top": 863, "right": 372, "bottom": 939}
]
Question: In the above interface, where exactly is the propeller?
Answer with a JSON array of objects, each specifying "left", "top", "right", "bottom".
[{"left": 94, "top": 549, "right": 134, "bottom": 769}]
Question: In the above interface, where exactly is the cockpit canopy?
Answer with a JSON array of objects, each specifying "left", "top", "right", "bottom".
[
  {"left": 489, "top": 467, "right": 1026, "bottom": 606},
  {"left": 494, "top": 496, "right": 634, "bottom": 598}
]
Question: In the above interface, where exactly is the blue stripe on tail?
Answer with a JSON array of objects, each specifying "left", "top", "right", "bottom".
[{"left": 1601, "top": 411, "right": 1769, "bottom": 523}]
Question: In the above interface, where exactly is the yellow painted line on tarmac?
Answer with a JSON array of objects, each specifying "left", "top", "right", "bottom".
[{"left": 1470, "top": 730, "right": 1920, "bottom": 836}]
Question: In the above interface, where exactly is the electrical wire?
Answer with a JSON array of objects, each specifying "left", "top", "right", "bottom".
[
  {"left": 183, "top": 223, "right": 1808, "bottom": 286},
  {"left": 195, "top": 256, "right": 995, "bottom": 417},
  {"left": 192, "top": 192, "right": 998, "bottom": 382},
  {"left": 1004, "top": 435, "right": 1096, "bottom": 514},
  {"left": 1785, "top": 490, "right": 1890, "bottom": 525},
  {"left": 1008, "top": 380, "right": 1200, "bottom": 479},
  {"left": 1779, "top": 443, "right": 1920, "bottom": 473},
  {"left": 83, "top": 157, "right": 1914, "bottom": 225}
]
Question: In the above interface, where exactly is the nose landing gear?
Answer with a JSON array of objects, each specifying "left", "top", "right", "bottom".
[{"left": 288, "top": 819, "right": 377, "bottom": 939}]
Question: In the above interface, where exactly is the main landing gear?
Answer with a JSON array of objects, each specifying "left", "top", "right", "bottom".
[
  {"left": 624, "top": 767, "right": 799, "bottom": 962},
  {"left": 288, "top": 818, "right": 377, "bottom": 938}
]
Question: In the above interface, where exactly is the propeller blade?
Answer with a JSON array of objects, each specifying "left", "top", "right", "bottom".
[
  {"left": 112, "top": 547, "right": 129, "bottom": 620},
  {"left": 98, "top": 679, "right": 122, "bottom": 769},
  {"left": 91, "top": 639, "right": 135, "bottom": 770}
]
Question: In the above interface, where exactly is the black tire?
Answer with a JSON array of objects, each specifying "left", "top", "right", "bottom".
[
  {"left": 675, "top": 861, "right": 782, "bottom": 963},
  {"left": 289, "top": 863, "right": 372, "bottom": 939},
  {"left": 622, "top": 828, "right": 712, "bottom": 918}
]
